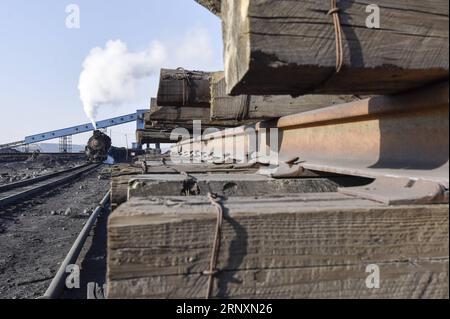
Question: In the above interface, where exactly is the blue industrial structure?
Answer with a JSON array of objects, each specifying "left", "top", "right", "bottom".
[{"left": 0, "top": 110, "right": 147, "bottom": 151}]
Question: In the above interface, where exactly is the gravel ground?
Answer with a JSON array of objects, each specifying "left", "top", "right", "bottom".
[
  {"left": 0, "top": 155, "right": 86, "bottom": 185},
  {"left": 0, "top": 165, "right": 110, "bottom": 299}
]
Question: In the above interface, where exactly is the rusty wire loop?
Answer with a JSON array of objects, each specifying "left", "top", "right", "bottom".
[
  {"left": 176, "top": 67, "right": 190, "bottom": 106},
  {"left": 204, "top": 192, "right": 224, "bottom": 299},
  {"left": 327, "top": 0, "right": 344, "bottom": 73},
  {"left": 236, "top": 95, "right": 251, "bottom": 121}
]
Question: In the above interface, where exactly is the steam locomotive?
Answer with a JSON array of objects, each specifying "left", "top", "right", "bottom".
[
  {"left": 85, "top": 130, "right": 130, "bottom": 163},
  {"left": 85, "top": 130, "right": 112, "bottom": 163}
]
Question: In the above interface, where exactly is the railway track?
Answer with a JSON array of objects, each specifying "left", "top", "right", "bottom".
[
  {"left": 0, "top": 152, "right": 86, "bottom": 163},
  {"left": 42, "top": 191, "right": 111, "bottom": 299},
  {"left": 0, "top": 163, "right": 101, "bottom": 209}
]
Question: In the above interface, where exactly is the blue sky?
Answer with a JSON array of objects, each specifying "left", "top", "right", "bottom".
[{"left": 0, "top": 0, "right": 223, "bottom": 147}]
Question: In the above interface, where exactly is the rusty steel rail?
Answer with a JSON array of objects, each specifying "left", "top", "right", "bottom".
[
  {"left": 172, "top": 81, "right": 449, "bottom": 204},
  {"left": 0, "top": 163, "right": 93, "bottom": 193},
  {"left": 0, "top": 164, "right": 101, "bottom": 209},
  {"left": 41, "top": 191, "right": 111, "bottom": 299}
]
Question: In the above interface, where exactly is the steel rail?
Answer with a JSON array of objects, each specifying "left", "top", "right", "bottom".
[
  {"left": 0, "top": 164, "right": 101, "bottom": 208},
  {"left": 172, "top": 81, "right": 449, "bottom": 187},
  {"left": 0, "top": 152, "right": 85, "bottom": 158},
  {"left": 41, "top": 191, "right": 111, "bottom": 299},
  {"left": 0, "top": 163, "right": 93, "bottom": 193},
  {"left": 0, "top": 152, "right": 85, "bottom": 156},
  {"left": 0, "top": 153, "right": 86, "bottom": 164}
]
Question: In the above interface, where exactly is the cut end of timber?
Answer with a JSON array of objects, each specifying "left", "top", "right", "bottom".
[
  {"left": 222, "top": 0, "right": 449, "bottom": 96},
  {"left": 223, "top": 0, "right": 251, "bottom": 96},
  {"left": 157, "top": 68, "right": 213, "bottom": 108}
]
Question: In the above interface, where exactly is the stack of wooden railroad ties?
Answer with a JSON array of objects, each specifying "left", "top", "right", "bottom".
[{"left": 107, "top": 0, "right": 449, "bottom": 299}]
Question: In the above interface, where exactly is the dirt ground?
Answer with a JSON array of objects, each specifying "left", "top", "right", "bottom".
[
  {"left": 0, "top": 164, "right": 110, "bottom": 299},
  {"left": 0, "top": 155, "right": 86, "bottom": 185}
]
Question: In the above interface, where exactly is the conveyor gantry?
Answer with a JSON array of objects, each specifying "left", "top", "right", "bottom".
[{"left": 0, "top": 110, "right": 147, "bottom": 150}]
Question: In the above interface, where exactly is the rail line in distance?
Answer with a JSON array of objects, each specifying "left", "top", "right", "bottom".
[{"left": 0, "top": 163, "right": 101, "bottom": 209}]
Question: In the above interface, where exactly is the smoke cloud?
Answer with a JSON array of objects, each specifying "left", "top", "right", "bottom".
[
  {"left": 78, "top": 40, "right": 167, "bottom": 125},
  {"left": 78, "top": 26, "right": 219, "bottom": 125}
]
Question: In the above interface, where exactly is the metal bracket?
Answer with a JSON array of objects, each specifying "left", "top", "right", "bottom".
[{"left": 339, "top": 177, "right": 449, "bottom": 205}]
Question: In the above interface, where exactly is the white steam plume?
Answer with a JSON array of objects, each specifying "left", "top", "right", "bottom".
[
  {"left": 78, "top": 40, "right": 167, "bottom": 126},
  {"left": 78, "top": 26, "right": 219, "bottom": 126}
]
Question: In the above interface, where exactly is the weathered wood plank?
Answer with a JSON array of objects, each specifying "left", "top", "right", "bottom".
[
  {"left": 210, "top": 72, "right": 359, "bottom": 120},
  {"left": 109, "top": 260, "right": 449, "bottom": 299},
  {"left": 128, "top": 174, "right": 340, "bottom": 198},
  {"left": 111, "top": 164, "right": 142, "bottom": 177},
  {"left": 145, "top": 120, "right": 232, "bottom": 131},
  {"left": 222, "top": 0, "right": 449, "bottom": 96},
  {"left": 147, "top": 99, "right": 251, "bottom": 128},
  {"left": 111, "top": 164, "right": 261, "bottom": 208},
  {"left": 107, "top": 196, "right": 449, "bottom": 298},
  {"left": 136, "top": 129, "right": 177, "bottom": 145},
  {"left": 143, "top": 120, "right": 194, "bottom": 132},
  {"left": 111, "top": 164, "right": 143, "bottom": 210},
  {"left": 150, "top": 98, "right": 211, "bottom": 121},
  {"left": 157, "top": 69, "right": 212, "bottom": 107},
  {"left": 149, "top": 106, "right": 210, "bottom": 122}
]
